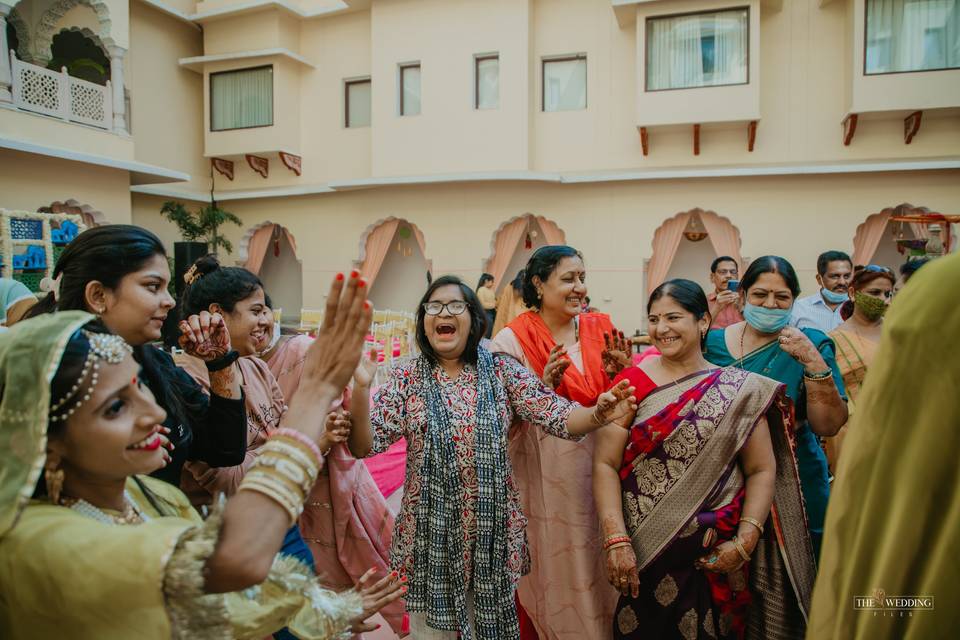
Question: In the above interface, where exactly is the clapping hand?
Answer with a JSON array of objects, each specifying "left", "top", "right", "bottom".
[
  {"left": 594, "top": 379, "right": 638, "bottom": 428},
  {"left": 602, "top": 330, "right": 633, "bottom": 379},
  {"left": 179, "top": 311, "right": 231, "bottom": 361},
  {"left": 542, "top": 343, "right": 571, "bottom": 389}
]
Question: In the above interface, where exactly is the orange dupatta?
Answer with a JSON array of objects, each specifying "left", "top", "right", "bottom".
[{"left": 506, "top": 310, "right": 614, "bottom": 405}]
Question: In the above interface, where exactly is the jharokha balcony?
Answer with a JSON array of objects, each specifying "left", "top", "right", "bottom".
[{"left": 7, "top": 52, "right": 117, "bottom": 132}]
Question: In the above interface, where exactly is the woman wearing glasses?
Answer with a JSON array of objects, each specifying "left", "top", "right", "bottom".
[
  {"left": 347, "top": 275, "right": 638, "bottom": 640},
  {"left": 824, "top": 265, "right": 895, "bottom": 474}
]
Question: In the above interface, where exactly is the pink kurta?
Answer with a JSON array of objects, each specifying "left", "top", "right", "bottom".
[
  {"left": 265, "top": 335, "right": 403, "bottom": 635},
  {"left": 491, "top": 329, "right": 618, "bottom": 640},
  {"left": 175, "top": 355, "right": 285, "bottom": 505}
]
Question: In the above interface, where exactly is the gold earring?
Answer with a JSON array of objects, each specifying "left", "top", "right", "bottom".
[{"left": 45, "top": 467, "right": 65, "bottom": 504}]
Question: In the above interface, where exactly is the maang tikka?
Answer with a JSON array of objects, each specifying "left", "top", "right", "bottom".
[{"left": 49, "top": 331, "right": 132, "bottom": 423}]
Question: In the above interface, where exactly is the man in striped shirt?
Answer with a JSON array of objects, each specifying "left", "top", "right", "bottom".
[{"left": 790, "top": 250, "right": 854, "bottom": 333}]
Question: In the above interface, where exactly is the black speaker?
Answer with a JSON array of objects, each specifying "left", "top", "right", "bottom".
[
  {"left": 173, "top": 241, "right": 209, "bottom": 298},
  {"left": 161, "top": 241, "right": 208, "bottom": 348}
]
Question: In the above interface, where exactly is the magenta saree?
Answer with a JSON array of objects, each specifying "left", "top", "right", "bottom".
[{"left": 615, "top": 367, "right": 815, "bottom": 640}]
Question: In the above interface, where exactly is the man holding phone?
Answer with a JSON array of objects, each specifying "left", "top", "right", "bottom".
[{"left": 707, "top": 256, "right": 744, "bottom": 329}]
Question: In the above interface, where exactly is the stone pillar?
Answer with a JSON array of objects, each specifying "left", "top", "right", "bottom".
[
  {"left": 109, "top": 45, "right": 126, "bottom": 134},
  {"left": 0, "top": 5, "right": 12, "bottom": 104}
]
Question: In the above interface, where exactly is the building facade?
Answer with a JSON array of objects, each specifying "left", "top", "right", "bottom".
[{"left": 2, "top": 0, "right": 958, "bottom": 330}]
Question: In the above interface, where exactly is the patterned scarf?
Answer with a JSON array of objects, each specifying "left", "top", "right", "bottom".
[{"left": 408, "top": 348, "right": 519, "bottom": 640}]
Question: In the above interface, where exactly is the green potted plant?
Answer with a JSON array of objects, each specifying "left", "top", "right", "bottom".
[{"left": 160, "top": 200, "right": 243, "bottom": 297}]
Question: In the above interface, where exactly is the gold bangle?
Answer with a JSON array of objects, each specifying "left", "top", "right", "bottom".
[
  {"left": 604, "top": 541, "right": 632, "bottom": 554},
  {"left": 591, "top": 408, "right": 604, "bottom": 427},
  {"left": 732, "top": 535, "right": 751, "bottom": 562},
  {"left": 603, "top": 532, "right": 630, "bottom": 543},
  {"left": 739, "top": 516, "right": 764, "bottom": 535}
]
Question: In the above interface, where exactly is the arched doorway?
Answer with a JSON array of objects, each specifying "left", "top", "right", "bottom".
[
  {"left": 484, "top": 214, "right": 566, "bottom": 294},
  {"left": 358, "top": 217, "right": 430, "bottom": 312},
  {"left": 240, "top": 222, "right": 303, "bottom": 322},
  {"left": 646, "top": 208, "right": 743, "bottom": 296},
  {"left": 852, "top": 203, "right": 946, "bottom": 271}
]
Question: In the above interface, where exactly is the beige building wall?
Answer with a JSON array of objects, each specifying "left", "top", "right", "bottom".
[
  {"left": 1, "top": 147, "right": 132, "bottom": 222},
  {"left": 132, "top": 168, "right": 960, "bottom": 331},
  {"left": 129, "top": 1, "right": 208, "bottom": 194}
]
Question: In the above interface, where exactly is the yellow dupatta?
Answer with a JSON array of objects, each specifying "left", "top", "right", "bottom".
[{"left": 808, "top": 253, "right": 960, "bottom": 639}]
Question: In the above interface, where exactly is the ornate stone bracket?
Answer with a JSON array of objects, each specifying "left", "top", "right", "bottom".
[
  {"left": 246, "top": 154, "right": 269, "bottom": 179},
  {"left": 904, "top": 111, "right": 922, "bottom": 145},
  {"left": 842, "top": 113, "right": 858, "bottom": 146}
]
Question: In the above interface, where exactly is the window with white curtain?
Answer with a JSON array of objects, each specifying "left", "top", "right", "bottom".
[
  {"left": 645, "top": 8, "right": 749, "bottom": 91},
  {"left": 210, "top": 66, "right": 273, "bottom": 131},
  {"left": 400, "top": 63, "right": 421, "bottom": 116},
  {"left": 542, "top": 55, "right": 587, "bottom": 111},
  {"left": 345, "top": 78, "right": 371, "bottom": 127},
  {"left": 866, "top": 0, "right": 959, "bottom": 74},
  {"left": 475, "top": 54, "right": 499, "bottom": 109}
]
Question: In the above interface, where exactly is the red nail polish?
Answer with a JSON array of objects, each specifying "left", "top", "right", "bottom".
[
  {"left": 350, "top": 270, "right": 359, "bottom": 278},
  {"left": 358, "top": 279, "right": 366, "bottom": 288},
  {"left": 336, "top": 273, "right": 344, "bottom": 281},
  {"left": 363, "top": 301, "right": 371, "bottom": 310}
]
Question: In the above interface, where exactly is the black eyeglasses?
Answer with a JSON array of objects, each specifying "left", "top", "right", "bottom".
[{"left": 422, "top": 301, "right": 468, "bottom": 316}]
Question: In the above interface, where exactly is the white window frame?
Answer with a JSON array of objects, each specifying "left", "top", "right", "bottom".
[
  {"left": 474, "top": 52, "right": 500, "bottom": 110},
  {"left": 344, "top": 76, "right": 372, "bottom": 128},
  {"left": 541, "top": 53, "right": 588, "bottom": 112}
]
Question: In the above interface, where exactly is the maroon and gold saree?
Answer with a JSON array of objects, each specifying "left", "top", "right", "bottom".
[{"left": 615, "top": 367, "right": 815, "bottom": 640}]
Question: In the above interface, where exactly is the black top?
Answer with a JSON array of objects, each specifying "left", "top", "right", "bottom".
[{"left": 136, "top": 345, "right": 247, "bottom": 486}]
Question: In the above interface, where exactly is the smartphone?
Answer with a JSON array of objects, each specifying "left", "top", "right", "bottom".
[{"left": 727, "top": 280, "right": 740, "bottom": 292}]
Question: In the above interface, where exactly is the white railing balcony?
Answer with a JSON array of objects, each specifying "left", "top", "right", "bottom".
[{"left": 9, "top": 51, "right": 113, "bottom": 131}]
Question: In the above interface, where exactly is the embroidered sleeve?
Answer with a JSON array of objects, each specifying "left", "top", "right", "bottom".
[
  {"left": 369, "top": 361, "right": 413, "bottom": 455},
  {"left": 162, "top": 507, "right": 231, "bottom": 640},
  {"left": 496, "top": 355, "right": 581, "bottom": 441}
]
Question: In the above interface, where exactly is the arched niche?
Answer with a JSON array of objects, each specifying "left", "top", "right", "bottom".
[
  {"left": 6, "top": 8, "right": 30, "bottom": 61},
  {"left": 239, "top": 221, "right": 303, "bottom": 322},
  {"left": 646, "top": 208, "right": 743, "bottom": 296},
  {"left": 852, "top": 203, "right": 942, "bottom": 270},
  {"left": 357, "top": 217, "right": 430, "bottom": 312},
  {"left": 484, "top": 214, "right": 565, "bottom": 294},
  {"left": 37, "top": 198, "right": 105, "bottom": 227}
]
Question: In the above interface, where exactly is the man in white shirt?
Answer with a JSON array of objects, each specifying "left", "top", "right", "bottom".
[{"left": 790, "top": 251, "right": 853, "bottom": 333}]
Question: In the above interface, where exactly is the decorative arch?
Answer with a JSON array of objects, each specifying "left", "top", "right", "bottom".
[
  {"left": 34, "top": 0, "right": 115, "bottom": 60},
  {"left": 55, "top": 25, "right": 111, "bottom": 59},
  {"left": 238, "top": 220, "right": 300, "bottom": 275},
  {"left": 6, "top": 8, "right": 30, "bottom": 61},
  {"left": 483, "top": 214, "right": 566, "bottom": 290},
  {"left": 852, "top": 203, "right": 934, "bottom": 266},
  {"left": 356, "top": 216, "right": 430, "bottom": 287},
  {"left": 646, "top": 208, "right": 743, "bottom": 293},
  {"left": 38, "top": 199, "right": 106, "bottom": 227}
]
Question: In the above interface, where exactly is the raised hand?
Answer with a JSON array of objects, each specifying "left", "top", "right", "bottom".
[
  {"left": 299, "top": 271, "right": 373, "bottom": 401},
  {"left": 349, "top": 568, "right": 406, "bottom": 633},
  {"left": 715, "top": 289, "right": 738, "bottom": 309},
  {"left": 602, "top": 330, "right": 633, "bottom": 379},
  {"left": 606, "top": 544, "right": 639, "bottom": 598},
  {"left": 542, "top": 343, "right": 571, "bottom": 389},
  {"left": 353, "top": 348, "right": 379, "bottom": 389},
  {"left": 178, "top": 311, "right": 231, "bottom": 361},
  {"left": 594, "top": 379, "right": 638, "bottom": 428},
  {"left": 777, "top": 327, "right": 827, "bottom": 370}
]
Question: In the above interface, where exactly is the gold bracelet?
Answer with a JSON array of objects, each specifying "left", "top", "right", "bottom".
[
  {"left": 732, "top": 535, "right": 751, "bottom": 562},
  {"left": 604, "top": 541, "right": 632, "bottom": 554},
  {"left": 239, "top": 473, "right": 303, "bottom": 524},
  {"left": 591, "top": 407, "right": 605, "bottom": 427},
  {"left": 739, "top": 516, "right": 764, "bottom": 535}
]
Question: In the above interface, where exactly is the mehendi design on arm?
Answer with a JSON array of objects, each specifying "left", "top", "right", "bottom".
[{"left": 209, "top": 366, "right": 240, "bottom": 400}]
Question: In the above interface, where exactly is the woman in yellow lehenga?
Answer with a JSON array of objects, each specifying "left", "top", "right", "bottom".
[
  {"left": 809, "top": 252, "right": 960, "bottom": 639},
  {"left": 0, "top": 273, "right": 404, "bottom": 640},
  {"left": 824, "top": 265, "right": 894, "bottom": 473}
]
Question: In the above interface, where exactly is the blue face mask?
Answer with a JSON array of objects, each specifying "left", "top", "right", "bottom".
[
  {"left": 820, "top": 288, "right": 848, "bottom": 304},
  {"left": 743, "top": 303, "right": 792, "bottom": 334}
]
